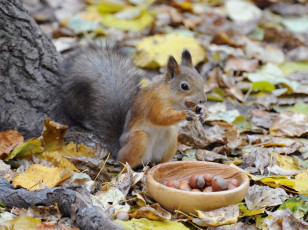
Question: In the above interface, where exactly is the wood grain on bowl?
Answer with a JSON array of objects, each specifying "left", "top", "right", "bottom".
[{"left": 146, "top": 161, "right": 249, "bottom": 214}]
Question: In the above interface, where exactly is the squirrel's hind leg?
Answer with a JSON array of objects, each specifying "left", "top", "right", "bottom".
[{"left": 117, "top": 130, "right": 149, "bottom": 169}]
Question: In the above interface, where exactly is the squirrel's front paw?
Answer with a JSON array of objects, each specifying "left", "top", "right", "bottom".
[
  {"left": 195, "top": 104, "right": 208, "bottom": 123},
  {"left": 186, "top": 110, "right": 198, "bottom": 121}
]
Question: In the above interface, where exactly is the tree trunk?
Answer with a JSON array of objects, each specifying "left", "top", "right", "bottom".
[
  {"left": 0, "top": 0, "right": 61, "bottom": 138},
  {"left": 0, "top": 1, "right": 124, "bottom": 229}
]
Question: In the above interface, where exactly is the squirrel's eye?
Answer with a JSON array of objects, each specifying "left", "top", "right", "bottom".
[{"left": 181, "top": 83, "right": 189, "bottom": 90}]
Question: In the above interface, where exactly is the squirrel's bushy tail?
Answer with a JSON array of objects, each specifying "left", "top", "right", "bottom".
[{"left": 60, "top": 44, "right": 143, "bottom": 157}]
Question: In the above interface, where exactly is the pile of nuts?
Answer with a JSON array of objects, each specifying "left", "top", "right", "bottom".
[{"left": 165, "top": 173, "right": 240, "bottom": 192}]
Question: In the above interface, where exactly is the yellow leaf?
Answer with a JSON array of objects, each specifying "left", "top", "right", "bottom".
[
  {"left": 239, "top": 203, "right": 265, "bottom": 217},
  {"left": 259, "top": 176, "right": 308, "bottom": 195},
  {"left": 101, "top": 10, "right": 153, "bottom": 32},
  {"left": 61, "top": 141, "right": 96, "bottom": 157},
  {"left": 5, "top": 138, "right": 43, "bottom": 161},
  {"left": 194, "top": 205, "right": 239, "bottom": 227},
  {"left": 279, "top": 61, "right": 308, "bottom": 75},
  {"left": 134, "top": 33, "right": 206, "bottom": 68},
  {"left": 276, "top": 153, "right": 300, "bottom": 170},
  {"left": 116, "top": 218, "right": 189, "bottom": 230},
  {"left": 12, "top": 164, "right": 73, "bottom": 191},
  {"left": 5, "top": 216, "right": 41, "bottom": 230},
  {"left": 295, "top": 169, "right": 308, "bottom": 180},
  {"left": 40, "top": 151, "right": 80, "bottom": 172},
  {"left": 41, "top": 118, "right": 68, "bottom": 152}
]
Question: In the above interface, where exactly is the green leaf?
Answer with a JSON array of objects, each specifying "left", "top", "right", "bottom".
[
  {"left": 278, "top": 195, "right": 308, "bottom": 218},
  {"left": 232, "top": 116, "right": 251, "bottom": 132},
  {"left": 252, "top": 81, "right": 275, "bottom": 92},
  {"left": 182, "top": 149, "right": 197, "bottom": 161},
  {"left": 5, "top": 139, "right": 43, "bottom": 161},
  {"left": 206, "top": 88, "right": 225, "bottom": 102},
  {"left": 97, "top": 1, "right": 124, "bottom": 14},
  {"left": 288, "top": 103, "right": 308, "bottom": 116},
  {"left": 279, "top": 61, "right": 308, "bottom": 75},
  {"left": 0, "top": 201, "right": 5, "bottom": 208},
  {"left": 282, "top": 16, "right": 308, "bottom": 33},
  {"left": 206, "top": 110, "right": 240, "bottom": 124},
  {"left": 246, "top": 63, "right": 300, "bottom": 92}
]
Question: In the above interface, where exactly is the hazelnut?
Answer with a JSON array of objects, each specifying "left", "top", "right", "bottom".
[
  {"left": 228, "top": 183, "right": 237, "bottom": 190},
  {"left": 178, "top": 181, "right": 191, "bottom": 191},
  {"left": 212, "top": 176, "right": 228, "bottom": 191},
  {"left": 203, "top": 173, "right": 214, "bottom": 186},
  {"left": 203, "top": 186, "right": 213, "bottom": 192},
  {"left": 189, "top": 174, "right": 205, "bottom": 189},
  {"left": 228, "top": 178, "right": 240, "bottom": 187},
  {"left": 166, "top": 179, "right": 179, "bottom": 188}
]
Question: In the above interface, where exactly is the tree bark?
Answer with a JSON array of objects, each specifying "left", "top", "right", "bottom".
[{"left": 0, "top": 0, "right": 61, "bottom": 139}]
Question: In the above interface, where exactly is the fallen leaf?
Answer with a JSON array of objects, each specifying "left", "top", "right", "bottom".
[
  {"left": 4, "top": 216, "right": 41, "bottom": 229},
  {"left": 278, "top": 195, "right": 308, "bottom": 219},
  {"left": 134, "top": 33, "right": 205, "bottom": 68},
  {"left": 40, "top": 151, "right": 80, "bottom": 172},
  {"left": 61, "top": 141, "right": 96, "bottom": 157},
  {"left": 224, "top": 56, "right": 259, "bottom": 73},
  {"left": 12, "top": 164, "right": 73, "bottom": 191},
  {"left": 131, "top": 203, "right": 171, "bottom": 221},
  {"left": 0, "top": 160, "right": 15, "bottom": 182},
  {"left": 245, "top": 185, "right": 289, "bottom": 210},
  {"left": 41, "top": 118, "right": 68, "bottom": 152},
  {"left": 195, "top": 149, "right": 228, "bottom": 162},
  {"left": 225, "top": 0, "right": 262, "bottom": 23},
  {"left": 0, "top": 130, "right": 24, "bottom": 159},
  {"left": 239, "top": 203, "right": 264, "bottom": 217},
  {"left": 5, "top": 139, "right": 43, "bottom": 161},
  {"left": 270, "top": 111, "right": 308, "bottom": 137},
  {"left": 94, "top": 187, "right": 130, "bottom": 214},
  {"left": 116, "top": 218, "right": 189, "bottom": 230},
  {"left": 264, "top": 209, "right": 308, "bottom": 229},
  {"left": 206, "top": 110, "right": 240, "bottom": 124},
  {"left": 276, "top": 154, "right": 300, "bottom": 170},
  {"left": 193, "top": 205, "right": 239, "bottom": 227}
]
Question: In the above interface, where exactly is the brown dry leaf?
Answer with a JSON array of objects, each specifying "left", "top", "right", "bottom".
[
  {"left": 211, "top": 30, "right": 245, "bottom": 48},
  {"left": 251, "top": 109, "right": 277, "bottom": 129},
  {"left": 195, "top": 149, "right": 228, "bottom": 162},
  {"left": 224, "top": 56, "right": 259, "bottom": 73},
  {"left": 192, "top": 205, "right": 239, "bottom": 227},
  {"left": 41, "top": 118, "right": 68, "bottom": 152},
  {"left": 0, "top": 130, "right": 24, "bottom": 159},
  {"left": 264, "top": 209, "right": 308, "bottom": 229},
  {"left": 225, "top": 130, "right": 245, "bottom": 149},
  {"left": 245, "top": 185, "right": 289, "bottom": 210},
  {"left": 130, "top": 203, "right": 171, "bottom": 221},
  {"left": 270, "top": 111, "right": 308, "bottom": 137},
  {"left": 0, "top": 160, "right": 15, "bottom": 182},
  {"left": 12, "top": 164, "right": 73, "bottom": 191},
  {"left": 243, "top": 147, "right": 270, "bottom": 175}
]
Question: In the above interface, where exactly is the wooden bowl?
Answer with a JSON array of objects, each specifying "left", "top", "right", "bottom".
[{"left": 146, "top": 161, "right": 249, "bottom": 214}]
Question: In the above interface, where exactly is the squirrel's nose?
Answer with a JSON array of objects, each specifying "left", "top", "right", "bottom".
[{"left": 199, "top": 95, "right": 207, "bottom": 104}]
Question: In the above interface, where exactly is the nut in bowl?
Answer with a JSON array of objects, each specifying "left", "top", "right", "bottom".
[{"left": 146, "top": 161, "right": 249, "bottom": 214}]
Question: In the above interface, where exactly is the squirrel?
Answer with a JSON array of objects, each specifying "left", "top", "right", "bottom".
[{"left": 60, "top": 44, "right": 207, "bottom": 168}]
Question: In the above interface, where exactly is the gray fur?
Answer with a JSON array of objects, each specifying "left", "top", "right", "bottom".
[{"left": 60, "top": 45, "right": 143, "bottom": 158}]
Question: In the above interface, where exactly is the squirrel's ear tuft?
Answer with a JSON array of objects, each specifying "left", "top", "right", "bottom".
[
  {"left": 181, "top": 50, "right": 193, "bottom": 67},
  {"left": 166, "top": 56, "right": 180, "bottom": 80}
]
